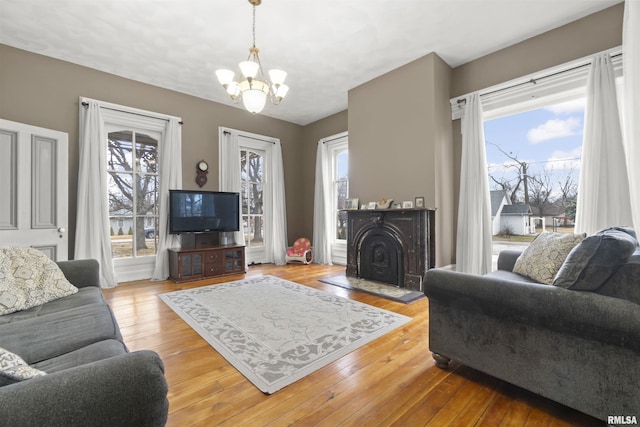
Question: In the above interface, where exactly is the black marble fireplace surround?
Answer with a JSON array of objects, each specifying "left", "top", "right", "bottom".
[{"left": 345, "top": 208, "right": 435, "bottom": 292}]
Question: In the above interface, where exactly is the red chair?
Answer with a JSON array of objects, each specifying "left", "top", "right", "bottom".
[{"left": 285, "top": 238, "right": 313, "bottom": 264}]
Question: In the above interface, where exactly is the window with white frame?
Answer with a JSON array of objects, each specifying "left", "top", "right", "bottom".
[
  {"left": 332, "top": 143, "right": 349, "bottom": 241},
  {"left": 106, "top": 126, "right": 160, "bottom": 258}
]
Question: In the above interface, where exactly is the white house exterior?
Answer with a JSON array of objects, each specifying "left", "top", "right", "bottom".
[{"left": 490, "top": 190, "right": 534, "bottom": 236}]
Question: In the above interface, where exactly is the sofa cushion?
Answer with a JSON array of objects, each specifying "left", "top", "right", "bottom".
[
  {"left": 0, "top": 247, "right": 78, "bottom": 315},
  {"left": 0, "top": 287, "right": 106, "bottom": 325},
  {"left": 0, "top": 346, "right": 46, "bottom": 386},
  {"left": 513, "top": 231, "right": 585, "bottom": 284},
  {"left": 553, "top": 227, "right": 638, "bottom": 290},
  {"left": 0, "top": 303, "right": 122, "bottom": 364},
  {"left": 33, "top": 339, "right": 128, "bottom": 374}
]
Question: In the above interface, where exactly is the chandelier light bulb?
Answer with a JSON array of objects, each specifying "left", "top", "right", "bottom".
[
  {"left": 239, "top": 60, "right": 260, "bottom": 79},
  {"left": 243, "top": 89, "right": 268, "bottom": 114},
  {"left": 268, "top": 69, "right": 287, "bottom": 85},
  {"left": 215, "top": 69, "right": 235, "bottom": 85}
]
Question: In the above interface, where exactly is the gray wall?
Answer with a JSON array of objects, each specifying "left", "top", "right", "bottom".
[{"left": 0, "top": 2, "right": 624, "bottom": 263}]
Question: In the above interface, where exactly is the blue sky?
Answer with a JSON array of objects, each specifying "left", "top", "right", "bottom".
[{"left": 483, "top": 98, "right": 586, "bottom": 199}]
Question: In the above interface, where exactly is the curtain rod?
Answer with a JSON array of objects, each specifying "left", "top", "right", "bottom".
[
  {"left": 321, "top": 135, "right": 347, "bottom": 144},
  {"left": 81, "top": 101, "right": 183, "bottom": 125},
  {"left": 223, "top": 130, "right": 276, "bottom": 144},
  {"left": 455, "top": 51, "right": 623, "bottom": 105}
]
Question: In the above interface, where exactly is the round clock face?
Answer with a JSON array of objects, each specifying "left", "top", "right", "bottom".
[{"left": 198, "top": 160, "right": 208, "bottom": 172}]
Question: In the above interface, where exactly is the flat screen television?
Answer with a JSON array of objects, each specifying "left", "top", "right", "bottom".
[{"left": 169, "top": 190, "right": 240, "bottom": 234}]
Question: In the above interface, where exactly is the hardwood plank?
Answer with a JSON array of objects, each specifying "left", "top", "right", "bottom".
[{"left": 102, "top": 264, "right": 602, "bottom": 426}]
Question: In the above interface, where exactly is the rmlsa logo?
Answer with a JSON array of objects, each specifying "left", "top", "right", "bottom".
[{"left": 608, "top": 415, "right": 638, "bottom": 425}]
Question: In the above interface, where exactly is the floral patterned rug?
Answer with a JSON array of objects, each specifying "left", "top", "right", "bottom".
[{"left": 159, "top": 275, "right": 411, "bottom": 394}]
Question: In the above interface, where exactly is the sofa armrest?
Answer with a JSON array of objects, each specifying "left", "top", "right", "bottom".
[
  {"left": 496, "top": 249, "right": 522, "bottom": 272},
  {"left": 0, "top": 350, "right": 168, "bottom": 427},
  {"left": 57, "top": 259, "right": 100, "bottom": 288},
  {"left": 424, "top": 268, "right": 640, "bottom": 352}
]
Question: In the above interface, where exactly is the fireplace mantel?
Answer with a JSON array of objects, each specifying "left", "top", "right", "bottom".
[{"left": 344, "top": 208, "right": 435, "bottom": 292}]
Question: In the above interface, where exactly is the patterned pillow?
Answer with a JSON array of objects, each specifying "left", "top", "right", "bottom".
[
  {"left": 513, "top": 231, "right": 585, "bottom": 284},
  {"left": 0, "top": 346, "right": 46, "bottom": 386},
  {"left": 0, "top": 247, "right": 78, "bottom": 315}
]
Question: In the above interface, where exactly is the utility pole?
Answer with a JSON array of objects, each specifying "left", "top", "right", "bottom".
[{"left": 522, "top": 162, "right": 529, "bottom": 205}]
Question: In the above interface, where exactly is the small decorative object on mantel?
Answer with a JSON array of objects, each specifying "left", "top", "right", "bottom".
[
  {"left": 392, "top": 202, "right": 402, "bottom": 209},
  {"left": 196, "top": 160, "right": 208, "bottom": 187},
  {"left": 377, "top": 198, "right": 393, "bottom": 209},
  {"left": 368, "top": 202, "right": 377, "bottom": 209},
  {"left": 415, "top": 197, "right": 425, "bottom": 208},
  {"left": 344, "top": 198, "right": 359, "bottom": 210},
  {"left": 402, "top": 201, "right": 414, "bottom": 209}
]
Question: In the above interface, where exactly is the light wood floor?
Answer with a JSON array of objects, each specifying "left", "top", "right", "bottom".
[{"left": 103, "top": 264, "right": 601, "bottom": 426}]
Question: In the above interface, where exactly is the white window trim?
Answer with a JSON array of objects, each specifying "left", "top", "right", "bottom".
[
  {"left": 220, "top": 127, "right": 280, "bottom": 265},
  {"left": 94, "top": 101, "right": 167, "bottom": 282},
  {"left": 321, "top": 132, "right": 348, "bottom": 265},
  {"left": 450, "top": 46, "right": 622, "bottom": 121}
]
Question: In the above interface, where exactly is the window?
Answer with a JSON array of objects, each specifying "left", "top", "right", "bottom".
[
  {"left": 106, "top": 128, "right": 159, "bottom": 258},
  {"left": 484, "top": 97, "right": 585, "bottom": 239},
  {"left": 241, "top": 148, "right": 265, "bottom": 251},
  {"left": 332, "top": 145, "right": 349, "bottom": 240}
]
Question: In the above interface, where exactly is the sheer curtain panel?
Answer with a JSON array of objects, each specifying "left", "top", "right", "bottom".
[
  {"left": 312, "top": 141, "right": 332, "bottom": 264},
  {"left": 456, "top": 93, "right": 492, "bottom": 275},
  {"left": 267, "top": 141, "right": 288, "bottom": 265},
  {"left": 152, "top": 118, "right": 182, "bottom": 280},
  {"left": 75, "top": 100, "right": 117, "bottom": 288},
  {"left": 218, "top": 130, "right": 245, "bottom": 247},
  {"left": 575, "top": 53, "right": 633, "bottom": 234},
  {"left": 623, "top": 0, "right": 640, "bottom": 230}
]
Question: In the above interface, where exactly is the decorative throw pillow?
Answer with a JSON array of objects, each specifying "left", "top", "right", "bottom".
[
  {"left": 513, "top": 231, "right": 585, "bottom": 284},
  {"left": 0, "top": 346, "right": 46, "bottom": 386},
  {"left": 0, "top": 247, "right": 78, "bottom": 316},
  {"left": 553, "top": 227, "right": 638, "bottom": 290}
]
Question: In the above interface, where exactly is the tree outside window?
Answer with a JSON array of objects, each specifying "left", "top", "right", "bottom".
[{"left": 107, "top": 130, "right": 159, "bottom": 258}]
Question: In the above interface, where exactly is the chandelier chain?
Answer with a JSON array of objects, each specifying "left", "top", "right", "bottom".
[{"left": 252, "top": 5, "right": 256, "bottom": 48}]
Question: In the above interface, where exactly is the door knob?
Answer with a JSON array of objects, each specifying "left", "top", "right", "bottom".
[{"left": 58, "top": 227, "right": 66, "bottom": 233}]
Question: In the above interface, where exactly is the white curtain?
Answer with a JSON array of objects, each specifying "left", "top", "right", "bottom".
[
  {"left": 312, "top": 141, "right": 332, "bottom": 264},
  {"left": 267, "top": 141, "right": 288, "bottom": 265},
  {"left": 219, "top": 130, "right": 245, "bottom": 247},
  {"left": 75, "top": 101, "right": 117, "bottom": 288},
  {"left": 151, "top": 118, "right": 182, "bottom": 280},
  {"left": 456, "top": 93, "right": 492, "bottom": 275},
  {"left": 575, "top": 53, "right": 633, "bottom": 234},
  {"left": 623, "top": 0, "right": 640, "bottom": 231}
]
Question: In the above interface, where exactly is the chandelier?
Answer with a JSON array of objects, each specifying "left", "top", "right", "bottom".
[{"left": 215, "top": 0, "right": 289, "bottom": 114}]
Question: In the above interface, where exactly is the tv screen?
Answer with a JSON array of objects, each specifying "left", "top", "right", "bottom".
[{"left": 169, "top": 190, "right": 240, "bottom": 234}]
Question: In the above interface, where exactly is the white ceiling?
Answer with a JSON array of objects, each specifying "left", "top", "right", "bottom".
[{"left": 0, "top": 0, "right": 621, "bottom": 125}]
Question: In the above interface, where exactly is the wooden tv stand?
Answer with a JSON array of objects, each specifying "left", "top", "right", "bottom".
[{"left": 168, "top": 245, "right": 245, "bottom": 283}]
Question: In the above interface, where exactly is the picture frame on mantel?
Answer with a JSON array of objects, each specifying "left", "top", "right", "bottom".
[
  {"left": 344, "top": 198, "right": 359, "bottom": 210},
  {"left": 415, "top": 197, "right": 425, "bottom": 208},
  {"left": 402, "top": 201, "right": 414, "bottom": 209}
]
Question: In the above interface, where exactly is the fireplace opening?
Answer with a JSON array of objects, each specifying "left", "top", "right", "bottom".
[{"left": 359, "top": 230, "right": 404, "bottom": 286}]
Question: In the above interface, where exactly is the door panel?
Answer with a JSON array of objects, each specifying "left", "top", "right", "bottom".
[{"left": 0, "top": 119, "right": 69, "bottom": 261}]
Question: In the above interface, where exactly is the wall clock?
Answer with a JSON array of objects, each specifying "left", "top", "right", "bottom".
[{"left": 196, "top": 160, "right": 208, "bottom": 187}]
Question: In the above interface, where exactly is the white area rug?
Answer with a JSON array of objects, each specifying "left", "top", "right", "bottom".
[{"left": 159, "top": 275, "right": 411, "bottom": 394}]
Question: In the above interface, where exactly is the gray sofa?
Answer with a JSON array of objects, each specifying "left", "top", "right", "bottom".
[
  {"left": 424, "top": 230, "right": 640, "bottom": 421},
  {"left": 0, "top": 259, "right": 169, "bottom": 427}
]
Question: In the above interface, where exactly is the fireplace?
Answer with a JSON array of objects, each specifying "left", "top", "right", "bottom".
[{"left": 345, "top": 208, "right": 435, "bottom": 292}]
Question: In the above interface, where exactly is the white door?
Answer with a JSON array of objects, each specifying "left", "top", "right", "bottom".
[{"left": 0, "top": 119, "right": 69, "bottom": 261}]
